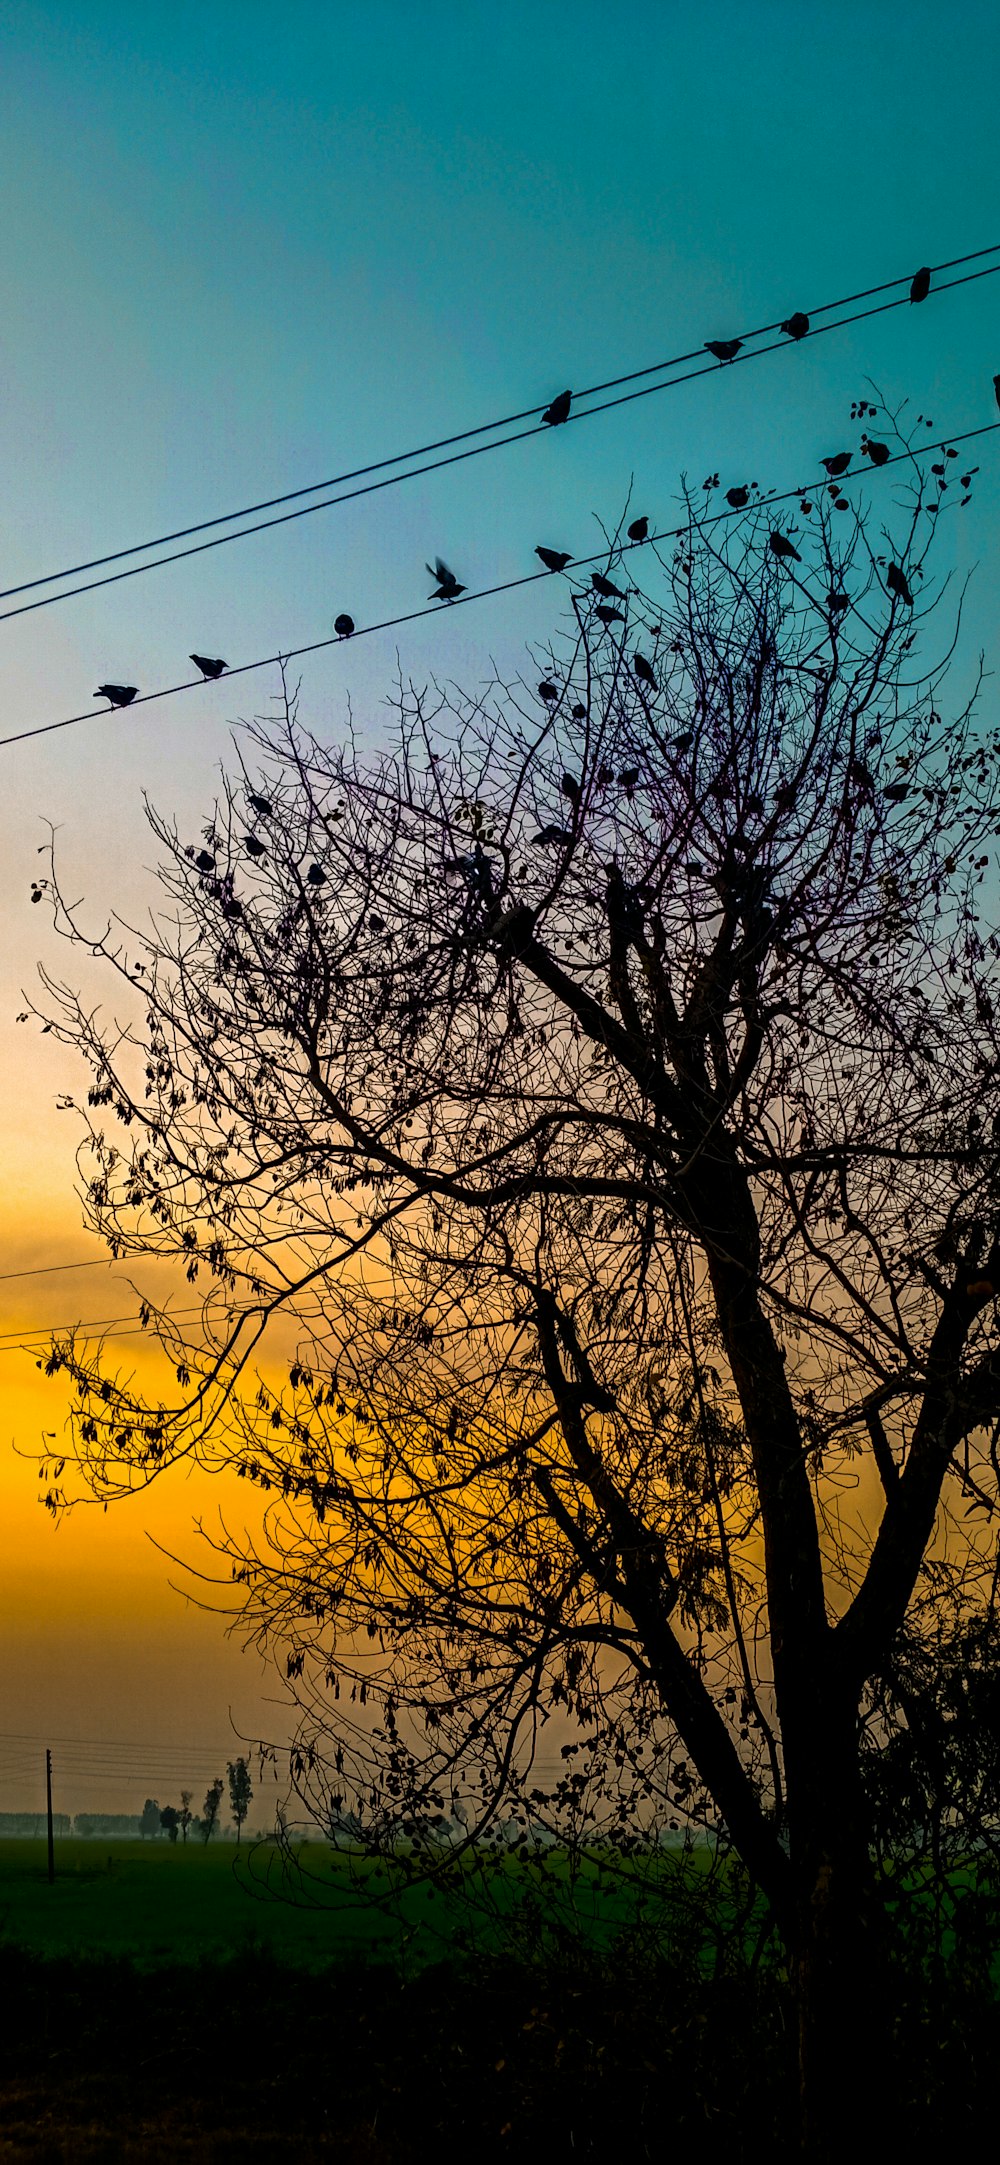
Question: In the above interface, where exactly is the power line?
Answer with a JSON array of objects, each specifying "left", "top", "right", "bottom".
[
  {"left": 1, "top": 252, "right": 997, "bottom": 627},
  {"left": 0, "top": 1257, "right": 114, "bottom": 1284},
  {"left": 2, "top": 418, "right": 996, "bottom": 757}
]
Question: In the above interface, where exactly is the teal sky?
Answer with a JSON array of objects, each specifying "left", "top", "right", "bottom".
[{"left": 0, "top": 0, "right": 998, "bottom": 1773}]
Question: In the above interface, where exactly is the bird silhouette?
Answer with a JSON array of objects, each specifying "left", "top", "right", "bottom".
[
  {"left": 427, "top": 558, "right": 465, "bottom": 600},
  {"left": 570, "top": 702, "right": 587, "bottom": 720},
  {"left": 885, "top": 563, "right": 914, "bottom": 606},
  {"left": 538, "top": 680, "right": 559, "bottom": 703},
  {"left": 618, "top": 766, "right": 640, "bottom": 789},
  {"left": 560, "top": 772, "right": 581, "bottom": 806},
  {"left": 821, "top": 452, "right": 852, "bottom": 478},
  {"left": 333, "top": 614, "right": 355, "bottom": 638},
  {"left": 827, "top": 590, "right": 850, "bottom": 614},
  {"left": 781, "top": 312, "right": 810, "bottom": 340},
  {"left": 884, "top": 783, "right": 910, "bottom": 802},
  {"left": 627, "top": 515, "right": 649, "bottom": 543},
  {"left": 244, "top": 835, "right": 266, "bottom": 858},
  {"left": 533, "top": 824, "right": 573, "bottom": 846},
  {"left": 769, "top": 532, "right": 801, "bottom": 562},
  {"left": 248, "top": 793, "right": 272, "bottom": 817},
  {"left": 541, "top": 389, "right": 572, "bottom": 427},
  {"left": 705, "top": 339, "right": 742, "bottom": 363},
  {"left": 194, "top": 849, "right": 216, "bottom": 873},
  {"left": 306, "top": 863, "right": 326, "bottom": 885},
  {"left": 670, "top": 731, "right": 695, "bottom": 751},
  {"left": 95, "top": 683, "right": 138, "bottom": 707},
  {"left": 993, "top": 373, "right": 1000, "bottom": 413},
  {"left": 595, "top": 604, "right": 625, "bottom": 626},
  {"left": 190, "top": 654, "right": 227, "bottom": 679},
  {"left": 591, "top": 572, "right": 627, "bottom": 600},
  {"left": 633, "top": 655, "right": 656, "bottom": 687},
  {"left": 863, "top": 438, "right": 890, "bottom": 467},
  {"left": 909, "top": 266, "right": 931, "bottom": 304},
  {"left": 725, "top": 486, "right": 749, "bottom": 509},
  {"left": 535, "top": 546, "right": 573, "bottom": 572}
]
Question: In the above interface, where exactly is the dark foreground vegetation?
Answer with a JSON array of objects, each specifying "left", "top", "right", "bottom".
[{"left": 1, "top": 1942, "right": 998, "bottom": 2162}]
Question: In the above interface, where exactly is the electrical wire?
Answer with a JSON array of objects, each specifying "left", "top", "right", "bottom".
[
  {"left": 2, "top": 417, "right": 996, "bottom": 755},
  {"left": 4, "top": 239, "right": 997, "bottom": 604},
  {"left": 1, "top": 253, "right": 997, "bottom": 625}
]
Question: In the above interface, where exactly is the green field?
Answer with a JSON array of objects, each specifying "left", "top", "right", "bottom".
[{"left": 0, "top": 1835, "right": 732, "bottom": 1972}]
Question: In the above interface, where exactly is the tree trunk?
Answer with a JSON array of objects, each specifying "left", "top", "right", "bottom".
[{"left": 790, "top": 1744, "right": 892, "bottom": 2157}]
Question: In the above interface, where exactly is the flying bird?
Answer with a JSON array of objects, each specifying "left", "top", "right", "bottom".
[
  {"left": 190, "top": 654, "right": 226, "bottom": 679},
  {"left": 595, "top": 604, "right": 625, "bottom": 625},
  {"left": 95, "top": 683, "right": 138, "bottom": 707},
  {"left": 591, "top": 572, "right": 627, "bottom": 600},
  {"left": 909, "top": 266, "right": 931, "bottom": 304},
  {"left": 333, "top": 614, "right": 355, "bottom": 638},
  {"left": 560, "top": 772, "right": 581, "bottom": 806},
  {"left": 427, "top": 557, "right": 465, "bottom": 600},
  {"left": 533, "top": 824, "right": 573, "bottom": 846},
  {"left": 627, "top": 515, "right": 649, "bottom": 543},
  {"left": 885, "top": 563, "right": 913, "bottom": 606},
  {"left": 725, "top": 485, "right": 749, "bottom": 509},
  {"left": 535, "top": 546, "right": 573, "bottom": 572},
  {"left": 633, "top": 655, "right": 656, "bottom": 688},
  {"left": 821, "top": 452, "right": 852, "bottom": 478},
  {"left": 705, "top": 338, "right": 742, "bottom": 363},
  {"left": 781, "top": 312, "right": 810, "bottom": 340},
  {"left": 541, "top": 389, "right": 572, "bottom": 427},
  {"left": 538, "top": 680, "right": 559, "bottom": 703},
  {"left": 769, "top": 532, "right": 801, "bottom": 562},
  {"left": 863, "top": 438, "right": 890, "bottom": 466}
]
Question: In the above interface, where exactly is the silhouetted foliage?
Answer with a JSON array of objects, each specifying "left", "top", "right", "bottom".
[
  {"left": 200, "top": 1781, "right": 224, "bottom": 1844},
  {"left": 227, "top": 1758, "right": 253, "bottom": 1844},
  {"left": 34, "top": 404, "right": 999, "bottom": 2152}
]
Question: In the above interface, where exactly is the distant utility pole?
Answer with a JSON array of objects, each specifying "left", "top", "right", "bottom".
[{"left": 46, "top": 1748, "right": 55, "bottom": 1884}]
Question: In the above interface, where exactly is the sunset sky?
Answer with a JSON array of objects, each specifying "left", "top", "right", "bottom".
[{"left": 1, "top": 0, "right": 998, "bottom": 1815}]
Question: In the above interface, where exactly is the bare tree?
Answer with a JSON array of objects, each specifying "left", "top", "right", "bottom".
[{"left": 31, "top": 414, "right": 1000, "bottom": 2150}]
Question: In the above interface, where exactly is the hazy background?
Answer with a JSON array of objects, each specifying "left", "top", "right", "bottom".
[{"left": 2, "top": 0, "right": 998, "bottom": 1813}]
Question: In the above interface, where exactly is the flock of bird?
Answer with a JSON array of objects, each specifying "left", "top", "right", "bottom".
[{"left": 89, "top": 265, "right": 1000, "bottom": 715}]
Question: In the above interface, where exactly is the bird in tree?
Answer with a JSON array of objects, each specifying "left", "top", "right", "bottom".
[
  {"left": 885, "top": 563, "right": 914, "bottom": 607},
  {"left": 95, "top": 683, "right": 138, "bottom": 707},
  {"left": 627, "top": 515, "right": 649, "bottom": 543},
  {"left": 538, "top": 680, "right": 559, "bottom": 703},
  {"left": 669, "top": 729, "right": 695, "bottom": 749},
  {"left": 726, "top": 486, "right": 750, "bottom": 509},
  {"left": 570, "top": 702, "right": 587, "bottom": 720},
  {"left": 863, "top": 437, "right": 891, "bottom": 467},
  {"left": 910, "top": 266, "right": 931, "bottom": 304},
  {"left": 190, "top": 654, "right": 227, "bottom": 679},
  {"left": 781, "top": 312, "right": 810, "bottom": 340},
  {"left": 828, "top": 589, "right": 850, "bottom": 614},
  {"left": 427, "top": 558, "right": 465, "bottom": 601},
  {"left": 244, "top": 835, "right": 266, "bottom": 858},
  {"left": 705, "top": 338, "right": 742, "bottom": 362},
  {"left": 334, "top": 614, "right": 355, "bottom": 638},
  {"left": 536, "top": 546, "right": 573, "bottom": 573},
  {"left": 541, "top": 389, "right": 572, "bottom": 427},
  {"left": 533, "top": 823, "right": 574, "bottom": 846},
  {"left": 595, "top": 604, "right": 626, "bottom": 626},
  {"left": 248, "top": 793, "right": 272, "bottom": 818},
  {"left": 769, "top": 532, "right": 801, "bottom": 563},
  {"left": 306, "top": 862, "right": 326, "bottom": 885},
  {"left": 633, "top": 654, "right": 657, "bottom": 688},
  {"left": 821, "top": 452, "right": 852, "bottom": 478},
  {"left": 560, "top": 772, "right": 581, "bottom": 807},
  {"left": 194, "top": 849, "right": 216, "bottom": 873},
  {"left": 591, "top": 572, "right": 627, "bottom": 601}
]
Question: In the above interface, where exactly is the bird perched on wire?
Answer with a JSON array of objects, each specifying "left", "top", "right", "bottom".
[
  {"left": 910, "top": 266, "right": 931, "bottom": 304},
  {"left": 863, "top": 437, "right": 890, "bottom": 467},
  {"left": 95, "top": 683, "right": 138, "bottom": 707},
  {"left": 769, "top": 532, "right": 801, "bottom": 563},
  {"left": 591, "top": 572, "right": 627, "bottom": 600},
  {"left": 333, "top": 614, "right": 355, "bottom": 638},
  {"left": 536, "top": 546, "right": 573, "bottom": 572},
  {"left": 627, "top": 515, "right": 649, "bottom": 543},
  {"left": 190, "top": 654, "right": 227, "bottom": 679},
  {"left": 595, "top": 604, "right": 625, "bottom": 626},
  {"left": 541, "top": 389, "right": 572, "bottom": 427},
  {"left": 725, "top": 485, "right": 749, "bottom": 509},
  {"left": 821, "top": 452, "right": 852, "bottom": 478},
  {"left": 633, "top": 654, "right": 656, "bottom": 688},
  {"left": 885, "top": 563, "right": 914, "bottom": 606},
  {"left": 427, "top": 558, "right": 465, "bottom": 600},
  {"left": 705, "top": 338, "right": 742, "bottom": 363},
  {"left": 781, "top": 312, "right": 810, "bottom": 340}
]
